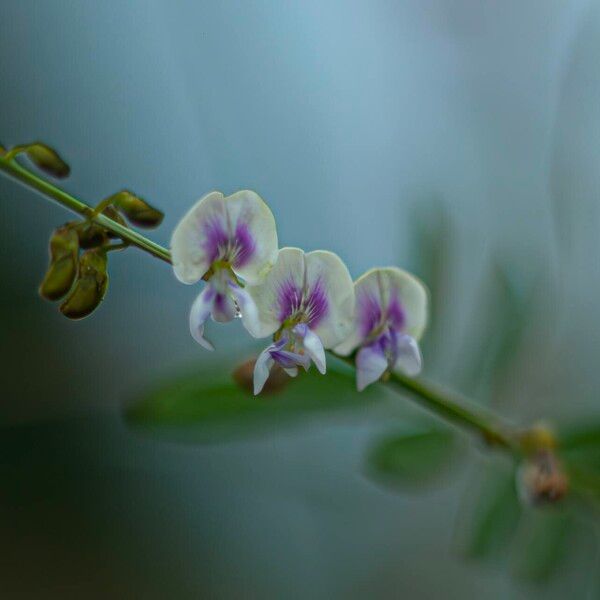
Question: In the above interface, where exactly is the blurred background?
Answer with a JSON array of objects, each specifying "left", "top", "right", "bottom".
[{"left": 1, "top": 1, "right": 600, "bottom": 598}]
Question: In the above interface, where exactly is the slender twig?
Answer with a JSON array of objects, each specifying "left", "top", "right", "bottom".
[
  {"left": 0, "top": 156, "right": 171, "bottom": 263},
  {"left": 0, "top": 155, "right": 520, "bottom": 454}
]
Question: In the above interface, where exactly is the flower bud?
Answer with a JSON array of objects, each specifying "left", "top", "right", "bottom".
[
  {"left": 108, "top": 190, "right": 163, "bottom": 228},
  {"left": 517, "top": 450, "right": 569, "bottom": 506},
  {"left": 103, "top": 205, "right": 128, "bottom": 238},
  {"left": 76, "top": 222, "right": 107, "bottom": 249},
  {"left": 59, "top": 250, "right": 108, "bottom": 319},
  {"left": 25, "top": 143, "right": 70, "bottom": 178},
  {"left": 233, "top": 358, "right": 289, "bottom": 395},
  {"left": 39, "top": 226, "right": 79, "bottom": 301}
]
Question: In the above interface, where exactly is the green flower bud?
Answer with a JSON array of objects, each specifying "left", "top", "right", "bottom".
[
  {"left": 39, "top": 226, "right": 79, "bottom": 301},
  {"left": 25, "top": 143, "right": 70, "bottom": 178},
  {"left": 103, "top": 205, "right": 128, "bottom": 239},
  {"left": 109, "top": 190, "right": 164, "bottom": 228},
  {"left": 60, "top": 250, "right": 108, "bottom": 319},
  {"left": 77, "top": 222, "right": 107, "bottom": 249}
]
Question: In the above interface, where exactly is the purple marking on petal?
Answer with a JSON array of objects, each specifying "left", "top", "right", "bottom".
[
  {"left": 202, "top": 216, "right": 229, "bottom": 263},
  {"left": 270, "top": 348, "right": 311, "bottom": 370},
  {"left": 358, "top": 291, "right": 383, "bottom": 337},
  {"left": 305, "top": 278, "right": 328, "bottom": 328},
  {"left": 277, "top": 278, "right": 303, "bottom": 322},
  {"left": 386, "top": 292, "right": 406, "bottom": 330},
  {"left": 231, "top": 222, "right": 256, "bottom": 268}
]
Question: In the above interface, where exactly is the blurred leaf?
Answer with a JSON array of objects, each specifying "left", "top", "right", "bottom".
[
  {"left": 125, "top": 359, "right": 380, "bottom": 443},
  {"left": 365, "top": 428, "right": 456, "bottom": 488},
  {"left": 462, "top": 467, "right": 522, "bottom": 559},
  {"left": 560, "top": 423, "right": 600, "bottom": 472},
  {"left": 459, "top": 260, "right": 534, "bottom": 403},
  {"left": 24, "top": 142, "right": 70, "bottom": 178},
  {"left": 408, "top": 200, "right": 452, "bottom": 368},
  {"left": 511, "top": 509, "right": 572, "bottom": 581}
]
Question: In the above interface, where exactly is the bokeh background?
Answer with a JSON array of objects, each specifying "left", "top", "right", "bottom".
[{"left": 1, "top": 1, "right": 600, "bottom": 598}]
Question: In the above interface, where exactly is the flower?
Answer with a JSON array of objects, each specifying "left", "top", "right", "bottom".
[
  {"left": 335, "top": 267, "right": 428, "bottom": 391},
  {"left": 171, "top": 190, "right": 278, "bottom": 349},
  {"left": 246, "top": 247, "right": 355, "bottom": 394}
]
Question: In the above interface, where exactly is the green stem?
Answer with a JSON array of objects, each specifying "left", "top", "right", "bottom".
[
  {"left": 0, "top": 156, "right": 171, "bottom": 263},
  {"left": 0, "top": 156, "right": 519, "bottom": 454}
]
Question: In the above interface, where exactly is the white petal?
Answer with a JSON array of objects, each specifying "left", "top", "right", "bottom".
[
  {"left": 189, "top": 286, "right": 216, "bottom": 350},
  {"left": 333, "top": 328, "right": 363, "bottom": 356},
  {"left": 228, "top": 283, "right": 261, "bottom": 337},
  {"left": 354, "top": 267, "right": 428, "bottom": 342},
  {"left": 295, "top": 324, "right": 326, "bottom": 374},
  {"left": 171, "top": 191, "right": 226, "bottom": 284},
  {"left": 224, "top": 190, "right": 279, "bottom": 285},
  {"left": 210, "top": 291, "right": 237, "bottom": 323},
  {"left": 253, "top": 346, "right": 275, "bottom": 395},
  {"left": 284, "top": 367, "right": 299, "bottom": 377},
  {"left": 245, "top": 247, "right": 306, "bottom": 338},
  {"left": 304, "top": 250, "right": 355, "bottom": 349},
  {"left": 356, "top": 344, "right": 388, "bottom": 391},
  {"left": 392, "top": 334, "right": 422, "bottom": 377}
]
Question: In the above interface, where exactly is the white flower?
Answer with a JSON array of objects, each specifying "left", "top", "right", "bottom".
[
  {"left": 171, "top": 190, "right": 278, "bottom": 349},
  {"left": 247, "top": 247, "right": 355, "bottom": 394},
  {"left": 335, "top": 267, "right": 428, "bottom": 391}
]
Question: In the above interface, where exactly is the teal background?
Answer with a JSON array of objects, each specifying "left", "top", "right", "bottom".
[{"left": 1, "top": 1, "right": 599, "bottom": 598}]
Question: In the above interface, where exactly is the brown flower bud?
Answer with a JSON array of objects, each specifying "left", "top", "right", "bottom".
[
  {"left": 108, "top": 190, "right": 163, "bottom": 228},
  {"left": 39, "top": 226, "right": 79, "bottom": 301},
  {"left": 517, "top": 450, "right": 569, "bottom": 506},
  {"left": 59, "top": 250, "right": 108, "bottom": 319},
  {"left": 25, "top": 143, "right": 70, "bottom": 178},
  {"left": 232, "top": 358, "right": 289, "bottom": 395}
]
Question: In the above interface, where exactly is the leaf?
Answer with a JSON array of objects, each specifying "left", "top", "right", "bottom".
[
  {"left": 462, "top": 467, "right": 522, "bottom": 559},
  {"left": 25, "top": 142, "right": 70, "bottom": 178},
  {"left": 511, "top": 509, "right": 572, "bottom": 581},
  {"left": 365, "top": 428, "right": 456, "bottom": 488},
  {"left": 125, "top": 358, "right": 380, "bottom": 444},
  {"left": 560, "top": 423, "right": 600, "bottom": 471}
]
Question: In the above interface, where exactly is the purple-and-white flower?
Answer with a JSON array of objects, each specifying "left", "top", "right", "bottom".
[
  {"left": 246, "top": 247, "right": 355, "bottom": 394},
  {"left": 171, "top": 190, "right": 278, "bottom": 350},
  {"left": 335, "top": 267, "right": 428, "bottom": 391}
]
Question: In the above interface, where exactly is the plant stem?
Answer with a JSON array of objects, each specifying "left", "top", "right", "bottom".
[
  {"left": 0, "top": 157, "right": 520, "bottom": 454},
  {"left": 0, "top": 156, "right": 171, "bottom": 263}
]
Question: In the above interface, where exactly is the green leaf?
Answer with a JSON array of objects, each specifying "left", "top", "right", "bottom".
[
  {"left": 560, "top": 423, "right": 600, "bottom": 472},
  {"left": 462, "top": 467, "right": 522, "bottom": 559},
  {"left": 511, "top": 509, "right": 572, "bottom": 581},
  {"left": 125, "top": 359, "right": 380, "bottom": 443},
  {"left": 365, "top": 428, "right": 456, "bottom": 488}
]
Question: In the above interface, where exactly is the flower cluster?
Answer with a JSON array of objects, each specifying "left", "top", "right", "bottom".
[{"left": 171, "top": 191, "right": 428, "bottom": 394}]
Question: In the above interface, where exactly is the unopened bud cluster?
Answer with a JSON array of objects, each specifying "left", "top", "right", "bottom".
[{"left": 0, "top": 141, "right": 165, "bottom": 319}]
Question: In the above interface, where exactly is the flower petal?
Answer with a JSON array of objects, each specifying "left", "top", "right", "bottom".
[
  {"left": 171, "top": 191, "right": 226, "bottom": 284},
  {"left": 284, "top": 367, "right": 299, "bottom": 377},
  {"left": 170, "top": 190, "right": 278, "bottom": 286},
  {"left": 189, "top": 286, "right": 216, "bottom": 350},
  {"left": 253, "top": 346, "right": 275, "bottom": 395},
  {"left": 245, "top": 247, "right": 306, "bottom": 338},
  {"left": 223, "top": 190, "right": 278, "bottom": 284},
  {"left": 392, "top": 333, "right": 422, "bottom": 377},
  {"left": 304, "top": 250, "right": 355, "bottom": 349},
  {"left": 294, "top": 324, "right": 326, "bottom": 374},
  {"left": 211, "top": 291, "right": 237, "bottom": 323},
  {"left": 228, "top": 282, "right": 260, "bottom": 336},
  {"left": 356, "top": 343, "right": 388, "bottom": 391}
]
